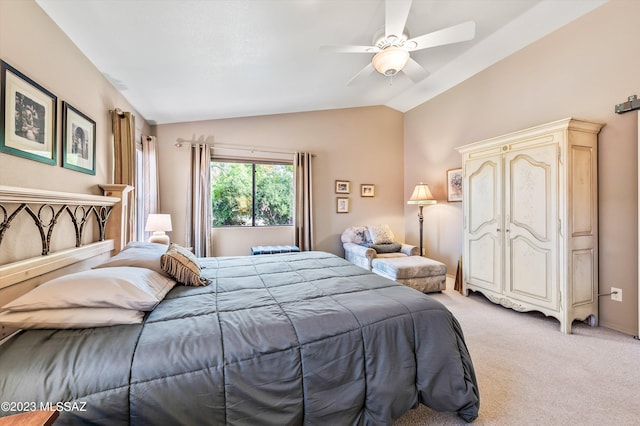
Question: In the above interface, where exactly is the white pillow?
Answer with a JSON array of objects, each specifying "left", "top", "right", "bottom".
[
  {"left": 0, "top": 308, "right": 144, "bottom": 329},
  {"left": 122, "top": 242, "right": 169, "bottom": 251},
  {"left": 2, "top": 267, "right": 176, "bottom": 312},
  {"left": 93, "top": 244, "right": 168, "bottom": 276},
  {"left": 367, "top": 224, "right": 395, "bottom": 244}
]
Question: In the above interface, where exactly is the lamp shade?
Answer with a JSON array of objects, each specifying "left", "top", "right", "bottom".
[
  {"left": 144, "top": 214, "right": 173, "bottom": 232},
  {"left": 372, "top": 46, "right": 410, "bottom": 76},
  {"left": 407, "top": 183, "right": 437, "bottom": 205}
]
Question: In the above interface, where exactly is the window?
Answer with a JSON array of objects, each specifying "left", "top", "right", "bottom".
[{"left": 211, "top": 160, "right": 294, "bottom": 227}]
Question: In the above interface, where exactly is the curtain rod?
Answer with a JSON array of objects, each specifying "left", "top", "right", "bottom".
[
  {"left": 174, "top": 139, "right": 303, "bottom": 155},
  {"left": 615, "top": 94, "right": 640, "bottom": 114}
]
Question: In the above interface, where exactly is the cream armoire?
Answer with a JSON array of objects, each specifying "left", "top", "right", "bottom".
[{"left": 457, "top": 118, "right": 604, "bottom": 334}]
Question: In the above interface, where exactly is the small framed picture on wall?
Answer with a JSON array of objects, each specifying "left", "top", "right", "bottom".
[
  {"left": 335, "top": 180, "right": 350, "bottom": 194},
  {"left": 361, "top": 184, "right": 375, "bottom": 197},
  {"left": 447, "top": 168, "right": 463, "bottom": 202},
  {"left": 336, "top": 197, "right": 349, "bottom": 213},
  {"left": 62, "top": 102, "right": 96, "bottom": 175}
]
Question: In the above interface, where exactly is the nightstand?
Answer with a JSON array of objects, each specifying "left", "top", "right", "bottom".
[{"left": 0, "top": 410, "right": 59, "bottom": 426}]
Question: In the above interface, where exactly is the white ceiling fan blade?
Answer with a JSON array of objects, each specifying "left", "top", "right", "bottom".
[
  {"left": 402, "top": 57, "right": 430, "bottom": 83},
  {"left": 346, "top": 63, "right": 375, "bottom": 86},
  {"left": 385, "top": 0, "right": 412, "bottom": 38},
  {"left": 406, "top": 21, "right": 476, "bottom": 52},
  {"left": 320, "top": 45, "right": 379, "bottom": 54}
]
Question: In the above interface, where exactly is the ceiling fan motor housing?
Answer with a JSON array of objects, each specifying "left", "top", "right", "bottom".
[{"left": 372, "top": 27, "right": 412, "bottom": 49}]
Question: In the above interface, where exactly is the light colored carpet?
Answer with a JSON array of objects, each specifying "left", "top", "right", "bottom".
[{"left": 395, "top": 278, "right": 640, "bottom": 426}]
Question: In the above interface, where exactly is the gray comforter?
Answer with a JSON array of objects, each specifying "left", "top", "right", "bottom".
[{"left": 0, "top": 251, "right": 479, "bottom": 424}]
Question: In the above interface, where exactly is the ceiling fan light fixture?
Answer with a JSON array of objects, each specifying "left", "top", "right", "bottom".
[{"left": 372, "top": 46, "right": 409, "bottom": 76}]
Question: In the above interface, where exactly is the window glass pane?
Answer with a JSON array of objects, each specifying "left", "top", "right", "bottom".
[
  {"left": 211, "top": 160, "right": 294, "bottom": 227},
  {"left": 135, "top": 145, "right": 145, "bottom": 241},
  {"left": 255, "top": 164, "right": 294, "bottom": 226},
  {"left": 211, "top": 162, "right": 253, "bottom": 226}
]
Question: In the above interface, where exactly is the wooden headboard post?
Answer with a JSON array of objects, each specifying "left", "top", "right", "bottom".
[{"left": 99, "top": 184, "right": 134, "bottom": 255}]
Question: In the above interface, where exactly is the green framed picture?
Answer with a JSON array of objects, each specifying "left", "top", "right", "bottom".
[
  {"left": 0, "top": 61, "right": 57, "bottom": 165},
  {"left": 62, "top": 101, "right": 96, "bottom": 175}
]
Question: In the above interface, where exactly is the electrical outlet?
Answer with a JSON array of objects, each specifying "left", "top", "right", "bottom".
[{"left": 611, "top": 287, "right": 622, "bottom": 302}]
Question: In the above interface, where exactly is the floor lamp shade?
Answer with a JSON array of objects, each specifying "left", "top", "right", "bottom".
[
  {"left": 145, "top": 214, "right": 172, "bottom": 245},
  {"left": 407, "top": 183, "right": 437, "bottom": 256}
]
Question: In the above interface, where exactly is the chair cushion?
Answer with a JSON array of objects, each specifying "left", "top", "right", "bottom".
[
  {"left": 375, "top": 252, "right": 407, "bottom": 259},
  {"left": 360, "top": 243, "right": 402, "bottom": 253}
]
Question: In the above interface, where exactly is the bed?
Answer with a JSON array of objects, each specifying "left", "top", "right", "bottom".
[{"left": 0, "top": 186, "right": 479, "bottom": 425}]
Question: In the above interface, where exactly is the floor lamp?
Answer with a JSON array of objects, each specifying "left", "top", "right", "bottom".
[{"left": 407, "top": 183, "right": 436, "bottom": 256}]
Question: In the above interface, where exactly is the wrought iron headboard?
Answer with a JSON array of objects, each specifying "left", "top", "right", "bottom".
[{"left": 0, "top": 186, "right": 120, "bottom": 257}]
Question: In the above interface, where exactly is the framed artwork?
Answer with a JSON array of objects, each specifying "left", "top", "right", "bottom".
[
  {"left": 361, "top": 184, "right": 375, "bottom": 197},
  {"left": 447, "top": 168, "right": 463, "bottom": 202},
  {"left": 62, "top": 101, "right": 96, "bottom": 175},
  {"left": 0, "top": 61, "right": 57, "bottom": 165},
  {"left": 336, "top": 197, "right": 349, "bottom": 213},
  {"left": 335, "top": 180, "right": 350, "bottom": 194}
]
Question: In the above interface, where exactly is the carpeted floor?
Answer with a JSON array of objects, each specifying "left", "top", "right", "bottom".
[{"left": 394, "top": 278, "right": 640, "bottom": 426}]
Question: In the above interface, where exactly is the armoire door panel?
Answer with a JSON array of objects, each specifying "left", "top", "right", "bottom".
[
  {"left": 507, "top": 236, "right": 556, "bottom": 309},
  {"left": 572, "top": 248, "right": 595, "bottom": 305},
  {"left": 508, "top": 153, "right": 552, "bottom": 241},
  {"left": 503, "top": 144, "right": 558, "bottom": 310},
  {"left": 571, "top": 146, "right": 594, "bottom": 237},
  {"left": 468, "top": 159, "right": 499, "bottom": 234},
  {"left": 468, "top": 233, "right": 501, "bottom": 291}
]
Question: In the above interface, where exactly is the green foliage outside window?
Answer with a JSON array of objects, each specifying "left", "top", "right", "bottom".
[{"left": 211, "top": 161, "right": 293, "bottom": 226}]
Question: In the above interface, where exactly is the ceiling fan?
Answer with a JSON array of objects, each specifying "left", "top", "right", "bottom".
[{"left": 321, "top": 0, "right": 476, "bottom": 85}]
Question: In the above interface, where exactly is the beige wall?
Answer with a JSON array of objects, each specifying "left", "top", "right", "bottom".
[
  {"left": 0, "top": 0, "right": 150, "bottom": 196},
  {"left": 155, "top": 106, "right": 406, "bottom": 256},
  {"left": 404, "top": 0, "right": 639, "bottom": 335}
]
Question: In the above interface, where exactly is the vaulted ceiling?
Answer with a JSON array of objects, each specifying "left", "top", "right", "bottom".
[{"left": 36, "top": 0, "right": 606, "bottom": 124}]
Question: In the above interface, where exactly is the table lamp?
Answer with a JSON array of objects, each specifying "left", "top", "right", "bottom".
[{"left": 144, "top": 214, "right": 172, "bottom": 245}]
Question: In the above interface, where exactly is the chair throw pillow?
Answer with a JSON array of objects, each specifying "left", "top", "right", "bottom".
[
  {"left": 341, "top": 226, "right": 370, "bottom": 245},
  {"left": 371, "top": 243, "right": 402, "bottom": 253},
  {"left": 160, "top": 243, "right": 208, "bottom": 286},
  {"left": 367, "top": 224, "right": 395, "bottom": 245}
]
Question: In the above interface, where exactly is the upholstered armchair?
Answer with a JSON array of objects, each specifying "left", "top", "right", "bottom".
[{"left": 341, "top": 225, "right": 419, "bottom": 271}]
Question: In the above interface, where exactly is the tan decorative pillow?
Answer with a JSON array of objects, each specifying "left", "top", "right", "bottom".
[
  {"left": 367, "top": 224, "right": 395, "bottom": 245},
  {"left": 160, "top": 243, "right": 208, "bottom": 286}
]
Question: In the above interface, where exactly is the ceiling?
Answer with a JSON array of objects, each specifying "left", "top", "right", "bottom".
[{"left": 35, "top": 0, "right": 606, "bottom": 125}]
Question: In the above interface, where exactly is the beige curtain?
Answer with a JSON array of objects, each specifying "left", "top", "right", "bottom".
[
  {"left": 138, "top": 135, "right": 160, "bottom": 241},
  {"left": 294, "top": 152, "right": 314, "bottom": 251},
  {"left": 112, "top": 109, "right": 136, "bottom": 243},
  {"left": 186, "top": 144, "right": 212, "bottom": 256}
]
